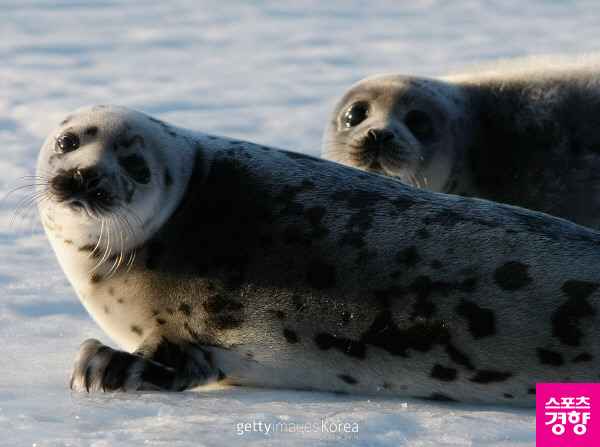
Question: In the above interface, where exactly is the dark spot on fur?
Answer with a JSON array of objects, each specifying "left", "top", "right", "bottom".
[
  {"left": 341, "top": 311, "right": 352, "bottom": 325},
  {"left": 469, "top": 370, "right": 512, "bottom": 384},
  {"left": 338, "top": 374, "right": 357, "bottom": 385},
  {"left": 430, "top": 364, "right": 457, "bottom": 382},
  {"left": 164, "top": 168, "right": 173, "bottom": 186},
  {"left": 339, "top": 231, "right": 365, "bottom": 249},
  {"left": 397, "top": 246, "right": 421, "bottom": 267},
  {"left": 573, "top": 353, "right": 592, "bottom": 362},
  {"left": 425, "top": 393, "right": 457, "bottom": 402},
  {"left": 421, "top": 209, "right": 501, "bottom": 229},
  {"left": 361, "top": 310, "right": 450, "bottom": 356},
  {"left": 64, "top": 239, "right": 73, "bottom": 245},
  {"left": 430, "top": 260, "right": 443, "bottom": 269},
  {"left": 179, "top": 303, "right": 192, "bottom": 316},
  {"left": 184, "top": 322, "right": 202, "bottom": 341},
  {"left": 445, "top": 344, "right": 475, "bottom": 370},
  {"left": 212, "top": 315, "right": 244, "bottom": 330},
  {"left": 267, "top": 309, "right": 286, "bottom": 320},
  {"left": 131, "top": 325, "right": 143, "bottom": 336},
  {"left": 372, "top": 287, "right": 402, "bottom": 308},
  {"left": 156, "top": 318, "right": 166, "bottom": 325},
  {"left": 84, "top": 126, "right": 98, "bottom": 136},
  {"left": 494, "top": 261, "right": 532, "bottom": 291},
  {"left": 455, "top": 299, "right": 496, "bottom": 339},
  {"left": 217, "top": 370, "right": 226, "bottom": 381},
  {"left": 416, "top": 228, "right": 430, "bottom": 239},
  {"left": 283, "top": 329, "right": 298, "bottom": 344},
  {"left": 536, "top": 348, "right": 564, "bottom": 366},
  {"left": 202, "top": 295, "right": 243, "bottom": 313},
  {"left": 528, "top": 387, "right": 536, "bottom": 395},
  {"left": 504, "top": 394, "right": 514, "bottom": 399},
  {"left": 551, "top": 280, "right": 598, "bottom": 346},
  {"left": 91, "top": 273, "right": 102, "bottom": 284},
  {"left": 307, "top": 262, "right": 336, "bottom": 289},
  {"left": 103, "top": 305, "right": 110, "bottom": 314},
  {"left": 459, "top": 278, "right": 478, "bottom": 293},
  {"left": 381, "top": 383, "right": 391, "bottom": 390},
  {"left": 314, "top": 333, "right": 366, "bottom": 359}
]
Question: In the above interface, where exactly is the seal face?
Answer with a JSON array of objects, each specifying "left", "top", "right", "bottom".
[
  {"left": 322, "top": 58, "right": 600, "bottom": 229},
  {"left": 322, "top": 74, "right": 470, "bottom": 193},
  {"left": 36, "top": 106, "right": 600, "bottom": 405}
]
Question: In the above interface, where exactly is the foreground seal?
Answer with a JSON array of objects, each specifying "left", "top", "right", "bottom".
[
  {"left": 37, "top": 105, "right": 600, "bottom": 405},
  {"left": 322, "top": 55, "right": 600, "bottom": 228}
]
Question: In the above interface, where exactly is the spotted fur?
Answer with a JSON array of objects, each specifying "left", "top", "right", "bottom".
[{"left": 36, "top": 105, "right": 600, "bottom": 406}]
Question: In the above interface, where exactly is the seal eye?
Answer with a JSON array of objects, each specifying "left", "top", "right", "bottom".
[
  {"left": 55, "top": 133, "right": 80, "bottom": 153},
  {"left": 404, "top": 110, "right": 435, "bottom": 141},
  {"left": 344, "top": 102, "right": 370, "bottom": 128},
  {"left": 121, "top": 155, "right": 151, "bottom": 184}
]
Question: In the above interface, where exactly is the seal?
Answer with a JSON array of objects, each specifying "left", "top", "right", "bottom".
[
  {"left": 36, "top": 105, "right": 600, "bottom": 405},
  {"left": 322, "top": 55, "right": 600, "bottom": 228}
]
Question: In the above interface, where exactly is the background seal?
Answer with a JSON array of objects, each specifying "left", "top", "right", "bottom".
[{"left": 322, "top": 54, "right": 600, "bottom": 228}]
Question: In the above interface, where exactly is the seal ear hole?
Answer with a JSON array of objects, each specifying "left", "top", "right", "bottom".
[
  {"left": 404, "top": 110, "right": 435, "bottom": 141},
  {"left": 55, "top": 133, "right": 80, "bottom": 154},
  {"left": 344, "top": 102, "right": 370, "bottom": 128},
  {"left": 120, "top": 155, "right": 151, "bottom": 184}
]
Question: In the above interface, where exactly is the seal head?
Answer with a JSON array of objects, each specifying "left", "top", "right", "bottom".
[{"left": 322, "top": 74, "right": 470, "bottom": 192}]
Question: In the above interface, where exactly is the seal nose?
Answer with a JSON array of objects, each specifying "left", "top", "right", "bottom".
[
  {"left": 75, "top": 169, "right": 102, "bottom": 192},
  {"left": 367, "top": 129, "right": 395, "bottom": 144}
]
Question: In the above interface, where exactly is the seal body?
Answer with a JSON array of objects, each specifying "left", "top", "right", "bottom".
[
  {"left": 322, "top": 55, "right": 600, "bottom": 229},
  {"left": 38, "top": 105, "right": 600, "bottom": 405}
]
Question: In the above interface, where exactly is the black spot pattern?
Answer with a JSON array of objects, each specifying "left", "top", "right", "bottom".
[
  {"left": 202, "top": 295, "right": 243, "bottom": 313},
  {"left": 425, "top": 393, "right": 457, "bottom": 402},
  {"left": 91, "top": 273, "right": 102, "bottom": 284},
  {"left": 314, "top": 333, "right": 366, "bottom": 359},
  {"left": 536, "top": 348, "right": 564, "bottom": 366},
  {"left": 430, "top": 364, "right": 457, "bottom": 381},
  {"left": 469, "top": 370, "right": 512, "bottom": 384},
  {"left": 494, "top": 261, "right": 532, "bottom": 291},
  {"left": 421, "top": 209, "right": 501, "bottom": 229},
  {"left": 551, "top": 280, "right": 598, "bottom": 346},
  {"left": 409, "top": 276, "right": 478, "bottom": 318},
  {"left": 361, "top": 310, "right": 450, "bottom": 356},
  {"left": 307, "top": 262, "right": 336, "bottom": 289},
  {"left": 573, "top": 353, "right": 593, "bottom": 362},
  {"left": 131, "top": 325, "right": 144, "bottom": 336},
  {"left": 338, "top": 375, "right": 357, "bottom": 385},
  {"left": 455, "top": 299, "right": 496, "bottom": 339},
  {"left": 283, "top": 329, "right": 298, "bottom": 344},
  {"left": 164, "top": 168, "right": 173, "bottom": 186},
  {"left": 84, "top": 126, "right": 98, "bottom": 136},
  {"left": 179, "top": 303, "right": 192, "bottom": 316},
  {"left": 396, "top": 246, "right": 421, "bottom": 267}
]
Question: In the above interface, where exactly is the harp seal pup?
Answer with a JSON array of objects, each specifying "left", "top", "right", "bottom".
[
  {"left": 35, "top": 105, "right": 600, "bottom": 406},
  {"left": 322, "top": 54, "right": 600, "bottom": 229}
]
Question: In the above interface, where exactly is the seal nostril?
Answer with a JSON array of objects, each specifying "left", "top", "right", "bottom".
[{"left": 86, "top": 177, "right": 102, "bottom": 191}]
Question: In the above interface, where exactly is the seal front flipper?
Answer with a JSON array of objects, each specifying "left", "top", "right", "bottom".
[{"left": 70, "top": 338, "right": 216, "bottom": 392}]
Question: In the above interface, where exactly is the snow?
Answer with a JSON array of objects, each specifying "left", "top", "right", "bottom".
[{"left": 2, "top": 1, "right": 600, "bottom": 445}]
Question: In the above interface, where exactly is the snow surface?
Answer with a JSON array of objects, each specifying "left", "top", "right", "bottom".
[{"left": 2, "top": 1, "right": 600, "bottom": 445}]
